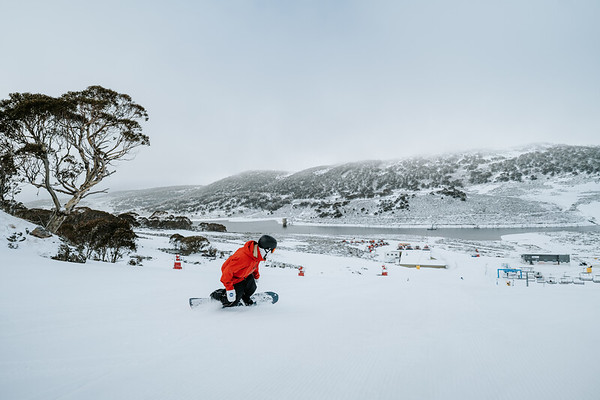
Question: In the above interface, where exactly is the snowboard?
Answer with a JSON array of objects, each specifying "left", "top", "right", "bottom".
[{"left": 189, "top": 291, "right": 279, "bottom": 308}]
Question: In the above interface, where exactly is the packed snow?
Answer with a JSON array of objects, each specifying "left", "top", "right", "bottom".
[{"left": 1, "top": 210, "right": 600, "bottom": 400}]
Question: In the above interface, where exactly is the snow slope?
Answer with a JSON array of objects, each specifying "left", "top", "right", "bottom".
[
  {"left": 1, "top": 211, "right": 600, "bottom": 400},
  {"left": 24, "top": 171, "right": 600, "bottom": 228}
]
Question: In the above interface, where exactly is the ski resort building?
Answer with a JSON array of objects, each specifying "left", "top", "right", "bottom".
[
  {"left": 384, "top": 250, "right": 401, "bottom": 263},
  {"left": 521, "top": 254, "right": 570, "bottom": 265},
  {"left": 398, "top": 250, "right": 446, "bottom": 269}
]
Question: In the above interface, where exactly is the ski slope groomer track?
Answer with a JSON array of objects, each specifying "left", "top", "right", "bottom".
[{"left": 1, "top": 212, "right": 600, "bottom": 400}]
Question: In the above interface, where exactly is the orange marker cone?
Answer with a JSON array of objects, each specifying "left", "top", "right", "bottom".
[
  {"left": 298, "top": 266, "right": 305, "bottom": 276},
  {"left": 382, "top": 265, "right": 388, "bottom": 276},
  {"left": 173, "top": 254, "right": 182, "bottom": 270}
]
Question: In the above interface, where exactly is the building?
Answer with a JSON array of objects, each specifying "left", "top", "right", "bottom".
[
  {"left": 399, "top": 250, "right": 446, "bottom": 269},
  {"left": 521, "top": 254, "right": 570, "bottom": 265},
  {"left": 384, "top": 250, "right": 401, "bottom": 263}
]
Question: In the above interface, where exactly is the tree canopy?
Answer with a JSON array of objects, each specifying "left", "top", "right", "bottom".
[{"left": 0, "top": 85, "right": 149, "bottom": 232}]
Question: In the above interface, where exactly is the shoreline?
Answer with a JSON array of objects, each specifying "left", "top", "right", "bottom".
[{"left": 193, "top": 217, "right": 598, "bottom": 230}]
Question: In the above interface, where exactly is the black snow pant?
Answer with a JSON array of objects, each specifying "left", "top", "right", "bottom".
[{"left": 210, "top": 275, "right": 257, "bottom": 307}]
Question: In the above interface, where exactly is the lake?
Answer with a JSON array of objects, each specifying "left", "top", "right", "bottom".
[{"left": 198, "top": 219, "right": 600, "bottom": 241}]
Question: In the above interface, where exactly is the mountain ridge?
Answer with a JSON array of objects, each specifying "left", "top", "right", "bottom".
[{"left": 28, "top": 144, "right": 600, "bottom": 227}]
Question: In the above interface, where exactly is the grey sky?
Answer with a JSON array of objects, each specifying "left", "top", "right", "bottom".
[{"left": 2, "top": 0, "right": 599, "bottom": 198}]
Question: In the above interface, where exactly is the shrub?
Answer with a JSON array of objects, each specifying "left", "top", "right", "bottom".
[
  {"left": 197, "top": 222, "right": 227, "bottom": 232},
  {"left": 436, "top": 187, "right": 467, "bottom": 201},
  {"left": 12, "top": 206, "right": 138, "bottom": 263},
  {"left": 138, "top": 212, "right": 192, "bottom": 230},
  {"left": 52, "top": 244, "right": 86, "bottom": 263},
  {"left": 6, "top": 232, "right": 25, "bottom": 249},
  {"left": 169, "top": 233, "right": 215, "bottom": 256},
  {"left": 72, "top": 218, "right": 137, "bottom": 263},
  {"left": 128, "top": 255, "right": 151, "bottom": 266}
]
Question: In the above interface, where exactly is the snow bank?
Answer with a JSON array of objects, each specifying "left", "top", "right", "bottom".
[{"left": 2, "top": 211, "right": 600, "bottom": 400}]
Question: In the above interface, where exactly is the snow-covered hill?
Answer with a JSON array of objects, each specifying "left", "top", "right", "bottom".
[
  {"left": 2, "top": 210, "right": 600, "bottom": 399},
  {"left": 25, "top": 144, "right": 599, "bottom": 228}
]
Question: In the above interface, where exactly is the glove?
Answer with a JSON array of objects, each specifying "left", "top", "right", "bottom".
[{"left": 226, "top": 289, "right": 236, "bottom": 303}]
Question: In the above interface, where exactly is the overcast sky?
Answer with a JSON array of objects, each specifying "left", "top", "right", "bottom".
[{"left": 2, "top": 0, "right": 599, "bottom": 199}]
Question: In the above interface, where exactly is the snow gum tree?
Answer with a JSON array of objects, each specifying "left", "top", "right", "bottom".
[
  {"left": 0, "top": 133, "right": 21, "bottom": 205},
  {"left": 0, "top": 86, "right": 149, "bottom": 233}
]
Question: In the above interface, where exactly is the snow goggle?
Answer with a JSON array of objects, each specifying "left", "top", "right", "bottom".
[{"left": 260, "top": 247, "right": 275, "bottom": 257}]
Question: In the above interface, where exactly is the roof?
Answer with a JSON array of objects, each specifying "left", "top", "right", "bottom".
[{"left": 399, "top": 250, "right": 446, "bottom": 268}]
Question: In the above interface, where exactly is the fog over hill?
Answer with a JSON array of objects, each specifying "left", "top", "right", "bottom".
[{"left": 29, "top": 144, "right": 600, "bottom": 227}]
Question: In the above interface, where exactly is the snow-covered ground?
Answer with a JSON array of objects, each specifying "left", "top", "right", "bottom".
[{"left": 2, "top": 210, "right": 600, "bottom": 400}]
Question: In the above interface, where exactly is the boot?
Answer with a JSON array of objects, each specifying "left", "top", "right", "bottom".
[{"left": 210, "top": 289, "right": 225, "bottom": 302}]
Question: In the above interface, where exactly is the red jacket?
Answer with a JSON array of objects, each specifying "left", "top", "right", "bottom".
[{"left": 220, "top": 240, "right": 263, "bottom": 290}]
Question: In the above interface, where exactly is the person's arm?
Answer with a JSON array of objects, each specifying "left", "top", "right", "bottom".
[{"left": 220, "top": 259, "right": 235, "bottom": 291}]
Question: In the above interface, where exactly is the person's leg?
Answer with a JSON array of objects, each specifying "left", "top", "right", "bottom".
[
  {"left": 212, "top": 288, "right": 243, "bottom": 307},
  {"left": 240, "top": 275, "right": 257, "bottom": 305},
  {"left": 221, "top": 287, "right": 243, "bottom": 307},
  {"left": 213, "top": 275, "right": 257, "bottom": 307},
  {"left": 210, "top": 288, "right": 226, "bottom": 304}
]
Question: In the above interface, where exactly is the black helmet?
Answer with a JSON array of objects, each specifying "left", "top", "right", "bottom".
[{"left": 258, "top": 235, "right": 277, "bottom": 252}]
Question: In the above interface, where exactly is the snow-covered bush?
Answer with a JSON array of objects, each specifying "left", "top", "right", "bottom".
[
  {"left": 137, "top": 211, "right": 192, "bottom": 230},
  {"left": 6, "top": 231, "right": 25, "bottom": 249},
  {"left": 71, "top": 218, "right": 137, "bottom": 263},
  {"left": 169, "top": 233, "right": 216, "bottom": 257},
  {"left": 15, "top": 207, "right": 138, "bottom": 263},
  {"left": 51, "top": 243, "right": 86, "bottom": 263}
]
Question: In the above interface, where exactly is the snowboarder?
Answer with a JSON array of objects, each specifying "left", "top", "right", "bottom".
[{"left": 210, "top": 235, "right": 277, "bottom": 307}]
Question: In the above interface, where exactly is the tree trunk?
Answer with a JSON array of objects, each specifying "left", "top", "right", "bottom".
[
  {"left": 64, "top": 193, "right": 84, "bottom": 215},
  {"left": 41, "top": 150, "right": 63, "bottom": 213},
  {"left": 46, "top": 212, "right": 67, "bottom": 234},
  {"left": 46, "top": 189, "right": 89, "bottom": 233}
]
